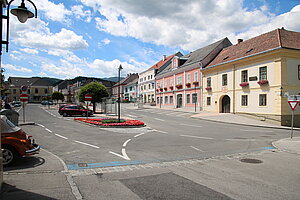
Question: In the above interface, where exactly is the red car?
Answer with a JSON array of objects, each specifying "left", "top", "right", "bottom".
[
  {"left": 59, "top": 105, "right": 93, "bottom": 117},
  {"left": 1, "top": 115, "right": 40, "bottom": 166}
]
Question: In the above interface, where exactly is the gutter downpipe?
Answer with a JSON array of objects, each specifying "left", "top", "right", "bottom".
[
  {"left": 199, "top": 62, "right": 203, "bottom": 112},
  {"left": 233, "top": 64, "right": 236, "bottom": 114}
]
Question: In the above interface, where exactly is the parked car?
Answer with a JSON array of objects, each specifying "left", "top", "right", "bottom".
[
  {"left": 1, "top": 115, "right": 40, "bottom": 166},
  {"left": 58, "top": 104, "right": 72, "bottom": 114},
  {"left": 10, "top": 101, "right": 21, "bottom": 107},
  {"left": 59, "top": 105, "right": 93, "bottom": 117},
  {"left": 41, "top": 100, "right": 53, "bottom": 105}
]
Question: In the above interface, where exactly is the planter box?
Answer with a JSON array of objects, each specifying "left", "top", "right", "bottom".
[
  {"left": 239, "top": 82, "right": 249, "bottom": 87},
  {"left": 205, "top": 87, "right": 212, "bottom": 91},
  {"left": 257, "top": 80, "right": 269, "bottom": 85}
]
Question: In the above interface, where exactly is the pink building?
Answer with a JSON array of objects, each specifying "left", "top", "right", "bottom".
[{"left": 155, "top": 38, "right": 232, "bottom": 111}]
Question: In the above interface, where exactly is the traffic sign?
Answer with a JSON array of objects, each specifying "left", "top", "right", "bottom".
[
  {"left": 288, "top": 101, "right": 299, "bottom": 111},
  {"left": 20, "top": 85, "right": 28, "bottom": 93},
  {"left": 85, "top": 94, "right": 92, "bottom": 101},
  {"left": 20, "top": 94, "right": 28, "bottom": 102}
]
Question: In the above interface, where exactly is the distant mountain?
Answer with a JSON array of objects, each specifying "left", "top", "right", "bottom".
[{"left": 102, "top": 77, "right": 125, "bottom": 83}]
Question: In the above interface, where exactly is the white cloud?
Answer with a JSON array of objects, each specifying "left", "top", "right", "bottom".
[
  {"left": 20, "top": 48, "right": 39, "bottom": 55},
  {"left": 47, "top": 49, "right": 82, "bottom": 63},
  {"left": 3, "top": 64, "right": 32, "bottom": 73},
  {"left": 41, "top": 62, "right": 84, "bottom": 78},
  {"left": 98, "top": 38, "right": 111, "bottom": 47},
  {"left": 80, "top": 0, "right": 300, "bottom": 51},
  {"left": 33, "top": 0, "right": 72, "bottom": 23},
  {"left": 87, "top": 58, "right": 147, "bottom": 77},
  {"left": 71, "top": 5, "right": 92, "bottom": 22}
]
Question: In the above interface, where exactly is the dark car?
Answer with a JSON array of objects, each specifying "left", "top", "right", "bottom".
[
  {"left": 59, "top": 105, "right": 93, "bottom": 117},
  {"left": 41, "top": 100, "right": 53, "bottom": 105},
  {"left": 1, "top": 115, "right": 40, "bottom": 166}
]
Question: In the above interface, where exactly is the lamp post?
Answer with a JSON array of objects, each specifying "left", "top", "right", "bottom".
[
  {"left": 118, "top": 64, "right": 123, "bottom": 122},
  {"left": 1, "top": 0, "right": 37, "bottom": 189}
]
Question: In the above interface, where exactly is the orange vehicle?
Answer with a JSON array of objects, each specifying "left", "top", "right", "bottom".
[{"left": 1, "top": 115, "right": 40, "bottom": 166}]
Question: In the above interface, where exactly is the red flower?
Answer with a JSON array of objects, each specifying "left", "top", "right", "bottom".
[
  {"left": 205, "top": 87, "right": 212, "bottom": 90},
  {"left": 257, "top": 80, "right": 268, "bottom": 85},
  {"left": 239, "top": 82, "right": 249, "bottom": 87}
]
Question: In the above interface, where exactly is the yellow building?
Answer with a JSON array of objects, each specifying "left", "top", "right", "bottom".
[{"left": 202, "top": 28, "right": 300, "bottom": 127}]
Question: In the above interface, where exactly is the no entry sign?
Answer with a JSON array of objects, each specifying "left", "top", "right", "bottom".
[
  {"left": 85, "top": 94, "right": 92, "bottom": 101},
  {"left": 20, "top": 94, "right": 28, "bottom": 102}
]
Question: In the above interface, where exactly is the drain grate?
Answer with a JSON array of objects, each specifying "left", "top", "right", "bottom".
[{"left": 240, "top": 158, "right": 263, "bottom": 164}]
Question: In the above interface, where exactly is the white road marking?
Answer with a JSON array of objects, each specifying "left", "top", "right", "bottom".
[
  {"left": 165, "top": 112, "right": 179, "bottom": 116},
  {"left": 123, "top": 139, "right": 131, "bottom": 147},
  {"left": 109, "top": 150, "right": 130, "bottom": 160},
  {"left": 180, "top": 123, "right": 203, "bottom": 128},
  {"left": 154, "top": 118, "right": 165, "bottom": 121},
  {"left": 55, "top": 134, "right": 68, "bottom": 140},
  {"left": 225, "top": 138, "right": 256, "bottom": 142},
  {"left": 74, "top": 140, "right": 100, "bottom": 149},
  {"left": 180, "top": 134, "right": 214, "bottom": 140},
  {"left": 239, "top": 129, "right": 273, "bottom": 133},
  {"left": 190, "top": 146, "right": 204, "bottom": 152},
  {"left": 45, "top": 128, "right": 52, "bottom": 133},
  {"left": 134, "top": 133, "right": 145, "bottom": 138},
  {"left": 37, "top": 124, "right": 45, "bottom": 128},
  {"left": 152, "top": 129, "right": 168, "bottom": 134},
  {"left": 127, "top": 114, "right": 137, "bottom": 118}
]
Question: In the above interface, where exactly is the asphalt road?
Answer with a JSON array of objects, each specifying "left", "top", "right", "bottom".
[
  {"left": 5, "top": 103, "right": 299, "bottom": 200},
  {"left": 19, "top": 104, "right": 289, "bottom": 168}
]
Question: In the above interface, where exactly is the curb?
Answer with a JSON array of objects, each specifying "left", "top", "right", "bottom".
[
  {"left": 272, "top": 137, "right": 300, "bottom": 155},
  {"left": 190, "top": 116, "right": 300, "bottom": 131}
]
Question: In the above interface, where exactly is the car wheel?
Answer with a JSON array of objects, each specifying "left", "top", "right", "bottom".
[
  {"left": 82, "top": 112, "right": 87, "bottom": 117},
  {"left": 2, "top": 145, "right": 18, "bottom": 166},
  {"left": 63, "top": 112, "right": 68, "bottom": 117}
]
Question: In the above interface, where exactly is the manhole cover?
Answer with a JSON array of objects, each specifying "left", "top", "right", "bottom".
[{"left": 240, "top": 158, "right": 263, "bottom": 164}]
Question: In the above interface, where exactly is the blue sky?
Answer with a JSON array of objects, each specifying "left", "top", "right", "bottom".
[{"left": 2, "top": 0, "right": 300, "bottom": 80}]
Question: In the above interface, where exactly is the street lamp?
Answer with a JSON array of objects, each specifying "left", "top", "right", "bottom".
[{"left": 118, "top": 64, "right": 123, "bottom": 122}]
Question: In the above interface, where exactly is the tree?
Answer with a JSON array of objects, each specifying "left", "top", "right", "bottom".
[
  {"left": 52, "top": 91, "right": 64, "bottom": 102},
  {"left": 79, "top": 82, "right": 109, "bottom": 113}
]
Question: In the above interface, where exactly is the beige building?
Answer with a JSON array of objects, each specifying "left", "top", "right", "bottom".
[{"left": 202, "top": 28, "right": 300, "bottom": 127}]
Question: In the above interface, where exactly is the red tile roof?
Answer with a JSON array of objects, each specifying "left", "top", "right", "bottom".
[
  {"left": 206, "top": 28, "right": 300, "bottom": 68},
  {"left": 148, "top": 53, "right": 177, "bottom": 70}
]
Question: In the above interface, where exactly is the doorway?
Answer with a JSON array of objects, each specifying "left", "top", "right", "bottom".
[
  {"left": 177, "top": 94, "right": 183, "bottom": 108},
  {"left": 221, "top": 95, "right": 230, "bottom": 113}
]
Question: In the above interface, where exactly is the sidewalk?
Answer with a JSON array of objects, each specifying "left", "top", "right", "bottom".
[{"left": 1, "top": 149, "right": 76, "bottom": 200}]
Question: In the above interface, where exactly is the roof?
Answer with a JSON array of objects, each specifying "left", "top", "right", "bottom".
[
  {"left": 7, "top": 77, "right": 60, "bottom": 87},
  {"left": 148, "top": 53, "right": 179, "bottom": 70},
  {"left": 113, "top": 73, "right": 139, "bottom": 87},
  {"left": 206, "top": 28, "right": 300, "bottom": 68},
  {"left": 156, "top": 37, "right": 232, "bottom": 78}
]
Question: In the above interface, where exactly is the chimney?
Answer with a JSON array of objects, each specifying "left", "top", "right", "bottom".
[
  {"left": 163, "top": 55, "right": 166, "bottom": 61},
  {"left": 237, "top": 39, "right": 243, "bottom": 44}
]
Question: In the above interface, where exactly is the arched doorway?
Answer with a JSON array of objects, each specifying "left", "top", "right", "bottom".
[{"left": 221, "top": 95, "right": 230, "bottom": 113}]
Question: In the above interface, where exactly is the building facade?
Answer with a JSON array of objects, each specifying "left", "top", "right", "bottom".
[
  {"left": 202, "top": 28, "right": 300, "bottom": 126},
  {"left": 155, "top": 38, "right": 232, "bottom": 111}
]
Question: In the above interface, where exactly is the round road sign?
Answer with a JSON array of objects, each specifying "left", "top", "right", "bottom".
[
  {"left": 85, "top": 94, "right": 92, "bottom": 101},
  {"left": 20, "top": 93, "right": 28, "bottom": 102}
]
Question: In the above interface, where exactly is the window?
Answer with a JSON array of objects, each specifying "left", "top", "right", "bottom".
[
  {"left": 170, "top": 78, "right": 174, "bottom": 86},
  {"left": 222, "top": 74, "right": 227, "bottom": 86},
  {"left": 186, "top": 94, "right": 190, "bottom": 104},
  {"left": 170, "top": 96, "right": 173, "bottom": 104},
  {"left": 259, "top": 66, "right": 267, "bottom": 80},
  {"left": 241, "top": 70, "right": 248, "bottom": 83},
  {"left": 148, "top": 75, "right": 150, "bottom": 80},
  {"left": 177, "top": 76, "right": 182, "bottom": 85},
  {"left": 148, "top": 84, "right": 151, "bottom": 90},
  {"left": 160, "top": 97, "right": 163, "bottom": 104},
  {"left": 164, "top": 80, "right": 167, "bottom": 87},
  {"left": 192, "top": 93, "right": 197, "bottom": 104},
  {"left": 151, "top": 75, "right": 153, "bottom": 79},
  {"left": 13, "top": 89, "right": 16, "bottom": 94},
  {"left": 165, "top": 96, "right": 168, "bottom": 104},
  {"left": 298, "top": 65, "right": 300, "bottom": 80},
  {"left": 144, "top": 77, "right": 146, "bottom": 81},
  {"left": 130, "top": 87, "right": 132, "bottom": 91},
  {"left": 144, "top": 85, "right": 146, "bottom": 90},
  {"left": 125, "top": 88, "right": 128, "bottom": 92},
  {"left": 187, "top": 74, "right": 191, "bottom": 83},
  {"left": 45, "top": 88, "right": 48, "bottom": 94},
  {"left": 35, "top": 88, "right": 38, "bottom": 94},
  {"left": 194, "top": 72, "right": 198, "bottom": 82},
  {"left": 157, "top": 97, "right": 159, "bottom": 104},
  {"left": 259, "top": 94, "right": 267, "bottom": 106},
  {"left": 141, "top": 86, "right": 143, "bottom": 91},
  {"left": 241, "top": 95, "right": 248, "bottom": 106},
  {"left": 207, "top": 77, "right": 211, "bottom": 87},
  {"left": 207, "top": 97, "right": 211, "bottom": 106},
  {"left": 27, "top": 89, "right": 30, "bottom": 94}
]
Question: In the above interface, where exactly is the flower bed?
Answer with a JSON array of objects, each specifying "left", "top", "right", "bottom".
[
  {"left": 74, "top": 118, "right": 145, "bottom": 127},
  {"left": 257, "top": 80, "right": 269, "bottom": 85}
]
